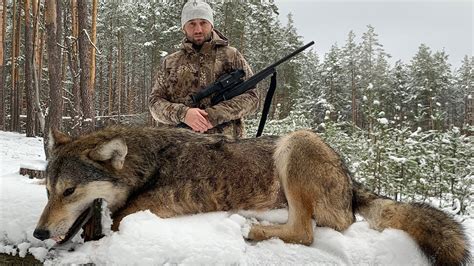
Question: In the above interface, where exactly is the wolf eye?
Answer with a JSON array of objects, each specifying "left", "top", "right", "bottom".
[{"left": 63, "top": 187, "right": 76, "bottom": 197}]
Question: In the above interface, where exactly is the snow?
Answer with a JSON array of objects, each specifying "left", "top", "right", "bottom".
[
  {"left": 377, "top": 118, "right": 389, "bottom": 125},
  {"left": 388, "top": 155, "right": 407, "bottom": 164},
  {"left": 316, "top": 99, "right": 327, "bottom": 105},
  {"left": 0, "top": 131, "right": 473, "bottom": 264},
  {"left": 143, "top": 41, "right": 155, "bottom": 47}
]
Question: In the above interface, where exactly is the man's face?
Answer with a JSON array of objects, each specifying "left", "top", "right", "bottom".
[{"left": 183, "top": 19, "right": 213, "bottom": 46}]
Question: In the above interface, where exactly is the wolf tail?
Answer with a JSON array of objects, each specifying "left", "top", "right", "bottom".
[{"left": 352, "top": 181, "right": 470, "bottom": 265}]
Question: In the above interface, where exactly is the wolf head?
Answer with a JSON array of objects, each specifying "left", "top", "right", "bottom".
[{"left": 33, "top": 129, "right": 130, "bottom": 243}]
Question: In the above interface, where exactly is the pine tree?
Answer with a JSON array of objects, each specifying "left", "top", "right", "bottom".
[
  {"left": 409, "top": 44, "right": 436, "bottom": 130},
  {"left": 295, "top": 49, "right": 322, "bottom": 127},
  {"left": 321, "top": 44, "right": 345, "bottom": 122},
  {"left": 454, "top": 56, "right": 474, "bottom": 129},
  {"left": 276, "top": 13, "right": 304, "bottom": 118},
  {"left": 389, "top": 61, "right": 412, "bottom": 128},
  {"left": 359, "top": 25, "right": 390, "bottom": 132},
  {"left": 432, "top": 49, "right": 452, "bottom": 130},
  {"left": 24, "top": 0, "right": 35, "bottom": 136},
  {"left": 44, "top": 0, "right": 64, "bottom": 157},
  {"left": 213, "top": 2, "right": 249, "bottom": 52},
  {"left": 341, "top": 31, "right": 361, "bottom": 127},
  {"left": 77, "top": 0, "right": 95, "bottom": 131}
]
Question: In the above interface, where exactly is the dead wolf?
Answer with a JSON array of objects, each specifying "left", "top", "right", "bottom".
[{"left": 33, "top": 126, "right": 470, "bottom": 265}]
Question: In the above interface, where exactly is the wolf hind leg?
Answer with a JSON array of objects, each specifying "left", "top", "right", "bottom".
[
  {"left": 248, "top": 131, "right": 319, "bottom": 245},
  {"left": 248, "top": 191, "right": 314, "bottom": 245}
]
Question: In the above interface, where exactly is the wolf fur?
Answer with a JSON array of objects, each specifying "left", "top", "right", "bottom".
[{"left": 34, "top": 126, "right": 470, "bottom": 265}]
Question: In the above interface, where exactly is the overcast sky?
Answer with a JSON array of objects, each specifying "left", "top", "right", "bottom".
[{"left": 274, "top": 0, "right": 473, "bottom": 68}]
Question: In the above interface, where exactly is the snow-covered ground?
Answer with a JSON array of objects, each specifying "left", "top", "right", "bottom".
[{"left": 0, "top": 131, "right": 473, "bottom": 265}]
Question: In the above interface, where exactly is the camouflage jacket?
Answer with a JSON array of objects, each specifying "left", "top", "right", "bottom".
[{"left": 149, "top": 30, "right": 259, "bottom": 138}]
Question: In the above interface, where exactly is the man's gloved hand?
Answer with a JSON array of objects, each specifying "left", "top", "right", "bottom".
[{"left": 184, "top": 108, "right": 213, "bottom": 133}]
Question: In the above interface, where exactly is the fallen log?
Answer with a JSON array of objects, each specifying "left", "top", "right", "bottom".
[{"left": 19, "top": 168, "right": 46, "bottom": 179}]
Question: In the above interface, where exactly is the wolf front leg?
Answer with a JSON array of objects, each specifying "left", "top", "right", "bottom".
[{"left": 110, "top": 193, "right": 180, "bottom": 231}]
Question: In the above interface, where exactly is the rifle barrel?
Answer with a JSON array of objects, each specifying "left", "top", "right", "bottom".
[
  {"left": 266, "top": 41, "right": 315, "bottom": 71},
  {"left": 246, "top": 41, "right": 314, "bottom": 85}
]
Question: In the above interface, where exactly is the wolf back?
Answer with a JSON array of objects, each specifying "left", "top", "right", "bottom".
[{"left": 34, "top": 126, "right": 470, "bottom": 265}]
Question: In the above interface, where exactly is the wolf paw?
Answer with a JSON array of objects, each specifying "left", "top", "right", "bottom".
[
  {"left": 247, "top": 224, "right": 273, "bottom": 241},
  {"left": 242, "top": 218, "right": 260, "bottom": 238},
  {"left": 228, "top": 213, "right": 260, "bottom": 239}
]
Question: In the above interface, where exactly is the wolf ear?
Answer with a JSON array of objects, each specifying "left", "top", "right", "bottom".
[
  {"left": 89, "top": 138, "right": 128, "bottom": 170},
  {"left": 48, "top": 129, "right": 72, "bottom": 151}
]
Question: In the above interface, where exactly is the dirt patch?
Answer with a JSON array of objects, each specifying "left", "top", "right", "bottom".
[{"left": 0, "top": 253, "right": 42, "bottom": 265}]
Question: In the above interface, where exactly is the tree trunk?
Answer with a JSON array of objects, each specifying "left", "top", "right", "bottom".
[
  {"left": 32, "top": 0, "right": 45, "bottom": 135},
  {"left": 129, "top": 49, "right": 136, "bottom": 114},
  {"left": 98, "top": 61, "right": 103, "bottom": 116},
  {"left": 65, "top": 34, "right": 81, "bottom": 134},
  {"left": 69, "top": 0, "right": 81, "bottom": 133},
  {"left": 127, "top": 71, "right": 132, "bottom": 114},
  {"left": 33, "top": 0, "right": 42, "bottom": 66},
  {"left": 14, "top": 0, "right": 21, "bottom": 133},
  {"left": 0, "top": 0, "right": 6, "bottom": 131},
  {"left": 44, "top": 0, "right": 63, "bottom": 157},
  {"left": 77, "top": 0, "right": 94, "bottom": 131},
  {"left": 239, "top": 28, "right": 245, "bottom": 55},
  {"left": 117, "top": 32, "right": 123, "bottom": 123},
  {"left": 107, "top": 45, "right": 114, "bottom": 116},
  {"left": 24, "top": 0, "right": 35, "bottom": 136},
  {"left": 19, "top": 167, "right": 45, "bottom": 179},
  {"left": 117, "top": 31, "right": 123, "bottom": 122},
  {"left": 11, "top": 0, "right": 21, "bottom": 132},
  {"left": 90, "top": 0, "right": 97, "bottom": 100},
  {"left": 142, "top": 55, "right": 146, "bottom": 113},
  {"left": 71, "top": 0, "right": 78, "bottom": 56},
  {"left": 351, "top": 68, "right": 357, "bottom": 127}
]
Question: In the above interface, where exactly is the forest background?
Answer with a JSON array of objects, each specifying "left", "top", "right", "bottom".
[{"left": 0, "top": 1, "right": 472, "bottom": 214}]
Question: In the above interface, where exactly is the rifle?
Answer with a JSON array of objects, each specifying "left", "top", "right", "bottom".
[{"left": 184, "top": 41, "right": 315, "bottom": 136}]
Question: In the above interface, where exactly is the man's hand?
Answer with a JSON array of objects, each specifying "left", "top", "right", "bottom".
[{"left": 184, "top": 108, "right": 213, "bottom": 133}]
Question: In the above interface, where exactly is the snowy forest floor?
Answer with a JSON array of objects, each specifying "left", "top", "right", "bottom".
[
  {"left": 0, "top": 253, "right": 41, "bottom": 264},
  {"left": 0, "top": 130, "right": 473, "bottom": 265}
]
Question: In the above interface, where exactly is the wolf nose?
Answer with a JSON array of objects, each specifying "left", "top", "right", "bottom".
[{"left": 33, "top": 228, "right": 50, "bottom": 240}]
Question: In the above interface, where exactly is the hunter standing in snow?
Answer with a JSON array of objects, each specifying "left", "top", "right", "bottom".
[{"left": 148, "top": 0, "right": 260, "bottom": 138}]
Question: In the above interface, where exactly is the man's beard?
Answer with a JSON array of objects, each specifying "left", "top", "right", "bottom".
[{"left": 186, "top": 31, "right": 213, "bottom": 46}]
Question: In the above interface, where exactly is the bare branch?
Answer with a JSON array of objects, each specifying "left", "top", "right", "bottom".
[{"left": 82, "top": 29, "right": 101, "bottom": 55}]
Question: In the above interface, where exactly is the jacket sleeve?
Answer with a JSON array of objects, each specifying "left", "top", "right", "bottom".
[
  {"left": 148, "top": 58, "right": 189, "bottom": 125},
  {"left": 205, "top": 50, "right": 260, "bottom": 126}
]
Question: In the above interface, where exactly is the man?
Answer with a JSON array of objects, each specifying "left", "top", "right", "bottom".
[{"left": 148, "top": 0, "right": 259, "bottom": 138}]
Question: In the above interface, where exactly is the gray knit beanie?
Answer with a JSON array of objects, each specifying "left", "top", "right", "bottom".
[{"left": 181, "top": 0, "right": 214, "bottom": 28}]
